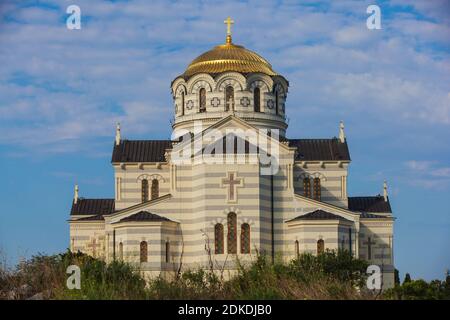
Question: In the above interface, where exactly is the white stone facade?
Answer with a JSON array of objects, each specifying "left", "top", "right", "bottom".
[{"left": 69, "top": 40, "right": 395, "bottom": 289}]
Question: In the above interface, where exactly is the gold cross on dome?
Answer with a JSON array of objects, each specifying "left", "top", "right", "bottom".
[
  {"left": 224, "top": 17, "right": 234, "bottom": 43},
  {"left": 224, "top": 17, "right": 234, "bottom": 35}
]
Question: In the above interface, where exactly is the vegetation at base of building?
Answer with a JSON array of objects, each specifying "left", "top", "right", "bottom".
[{"left": 0, "top": 250, "right": 448, "bottom": 300}]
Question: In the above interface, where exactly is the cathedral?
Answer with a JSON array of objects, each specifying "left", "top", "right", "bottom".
[{"left": 69, "top": 19, "right": 395, "bottom": 289}]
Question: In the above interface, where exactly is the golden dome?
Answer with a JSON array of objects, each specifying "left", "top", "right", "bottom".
[{"left": 183, "top": 39, "right": 278, "bottom": 77}]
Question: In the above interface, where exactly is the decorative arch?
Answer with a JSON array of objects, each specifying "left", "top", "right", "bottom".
[
  {"left": 215, "top": 72, "right": 246, "bottom": 92},
  {"left": 273, "top": 83, "right": 286, "bottom": 97},
  {"left": 137, "top": 174, "right": 165, "bottom": 183},
  {"left": 187, "top": 74, "right": 214, "bottom": 94},
  {"left": 175, "top": 84, "right": 187, "bottom": 96},
  {"left": 297, "top": 172, "right": 326, "bottom": 182},
  {"left": 272, "top": 76, "right": 289, "bottom": 95},
  {"left": 171, "top": 77, "right": 187, "bottom": 97},
  {"left": 248, "top": 79, "right": 271, "bottom": 93}
]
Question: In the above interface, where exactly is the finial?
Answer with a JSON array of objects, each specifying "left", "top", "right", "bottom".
[
  {"left": 224, "top": 16, "right": 234, "bottom": 44},
  {"left": 383, "top": 180, "right": 388, "bottom": 202},
  {"left": 115, "top": 122, "right": 121, "bottom": 146},
  {"left": 74, "top": 184, "right": 79, "bottom": 204},
  {"left": 339, "top": 120, "right": 345, "bottom": 143}
]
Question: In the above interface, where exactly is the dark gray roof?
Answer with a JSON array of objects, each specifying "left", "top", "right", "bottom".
[
  {"left": 348, "top": 196, "right": 392, "bottom": 213},
  {"left": 111, "top": 140, "right": 172, "bottom": 163},
  {"left": 117, "top": 210, "right": 172, "bottom": 223},
  {"left": 288, "top": 138, "right": 350, "bottom": 161},
  {"left": 71, "top": 199, "right": 115, "bottom": 216},
  {"left": 360, "top": 212, "right": 388, "bottom": 219},
  {"left": 76, "top": 214, "right": 105, "bottom": 221},
  {"left": 111, "top": 137, "right": 350, "bottom": 163},
  {"left": 287, "top": 209, "right": 350, "bottom": 222}
]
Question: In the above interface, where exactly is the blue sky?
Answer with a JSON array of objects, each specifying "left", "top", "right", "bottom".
[{"left": 0, "top": 0, "right": 449, "bottom": 281}]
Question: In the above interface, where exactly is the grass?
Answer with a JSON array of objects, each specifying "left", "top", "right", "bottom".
[{"left": 0, "top": 249, "right": 382, "bottom": 300}]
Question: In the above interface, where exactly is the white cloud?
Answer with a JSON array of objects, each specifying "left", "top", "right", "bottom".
[
  {"left": 404, "top": 160, "right": 450, "bottom": 190},
  {"left": 0, "top": 0, "right": 449, "bottom": 156}
]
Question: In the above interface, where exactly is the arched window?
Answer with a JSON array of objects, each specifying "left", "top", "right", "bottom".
[
  {"left": 303, "top": 178, "right": 311, "bottom": 198},
  {"left": 227, "top": 212, "right": 237, "bottom": 254},
  {"left": 275, "top": 90, "right": 279, "bottom": 115},
  {"left": 214, "top": 224, "right": 224, "bottom": 254},
  {"left": 151, "top": 179, "right": 159, "bottom": 200},
  {"left": 240, "top": 223, "right": 250, "bottom": 254},
  {"left": 295, "top": 240, "right": 299, "bottom": 258},
  {"left": 119, "top": 242, "right": 123, "bottom": 261},
  {"left": 142, "top": 179, "right": 149, "bottom": 202},
  {"left": 165, "top": 241, "right": 170, "bottom": 263},
  {"left": 199, "top": 88, "right": 206, "bottom": 113},
  {"left": 92, "top": 238, "right": 96, "bottom": 258},
  {"left": 181, "top": 91, "right": 185, "bottom": 116},
  {"left": 140, "top": 241, "right": 147, "bottom": 263},
  {"left": 313, "top": 178, "right": 321, "bottom": 201},
  {"left": 225, "top": 86, "right": 234, "bottom": 111},
  {"left": 317, "top": 239, "right": 324, "bottom": 255},
  {"left": 254, "top": 87, "right": 260, "bottom": 112}
]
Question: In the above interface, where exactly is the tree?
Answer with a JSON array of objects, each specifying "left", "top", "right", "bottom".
[
  {"left": 403, "top": 273, "right": 411, "bottom": 284},
  {"left": 394, "top": 269, "right": 400, "bottom": 286}
]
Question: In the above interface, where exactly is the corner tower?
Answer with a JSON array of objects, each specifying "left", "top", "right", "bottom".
[{"left": 171, "top": 18, "right": 289, "bottom": 137}]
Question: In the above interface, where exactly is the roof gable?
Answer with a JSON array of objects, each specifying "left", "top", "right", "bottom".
[
  {"left": 116, "top": 210, "right": 173, "bottom": 223},
  {"left": 287, "top": 209, "right": 351, "bottom": 222}
]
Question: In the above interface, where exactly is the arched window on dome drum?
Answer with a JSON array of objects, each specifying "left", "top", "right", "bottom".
[
  {"left": 227, "top": 212, "right": 237, "bottom": 254},
  {"left": 240, "top": 223, "right": 250, "bottom": 254},
  {"left": 317, "top": 239, "right": 324, "bottom": 255},
  {"left": 295, "top": 240, "right": 299, "bottom": 258},
  {"left": 141, "top": 179, "right": 149, "bottom": 202},
  {"left": 225, "top": 86, "right": 234, "bottom": 111},
  {"left": 254, "top": 87, "right": 260, "bottom": 112},
  {"left": 181, "top": 91, "right": 185, "bottom": 116},
  {"left": 303, "top": 178, "right": 311, "bottom": 198},
  {"left": 313, "top": 177, "right": 321, "bottom": 201},
  {"left": 140, "top": 241, "right": 148, "bottom": 263},
  {"left": 214, "top": 224, "right": 224, "bottom": 254},
  {"left": 199, "top": 88, "right": 206, "bottom": 113},
  {"left": 275, "top": 90, "right": 279, "bottom": 115},
  {"left": 151, "top": 179, "right": 159, "bottom": 200}
]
